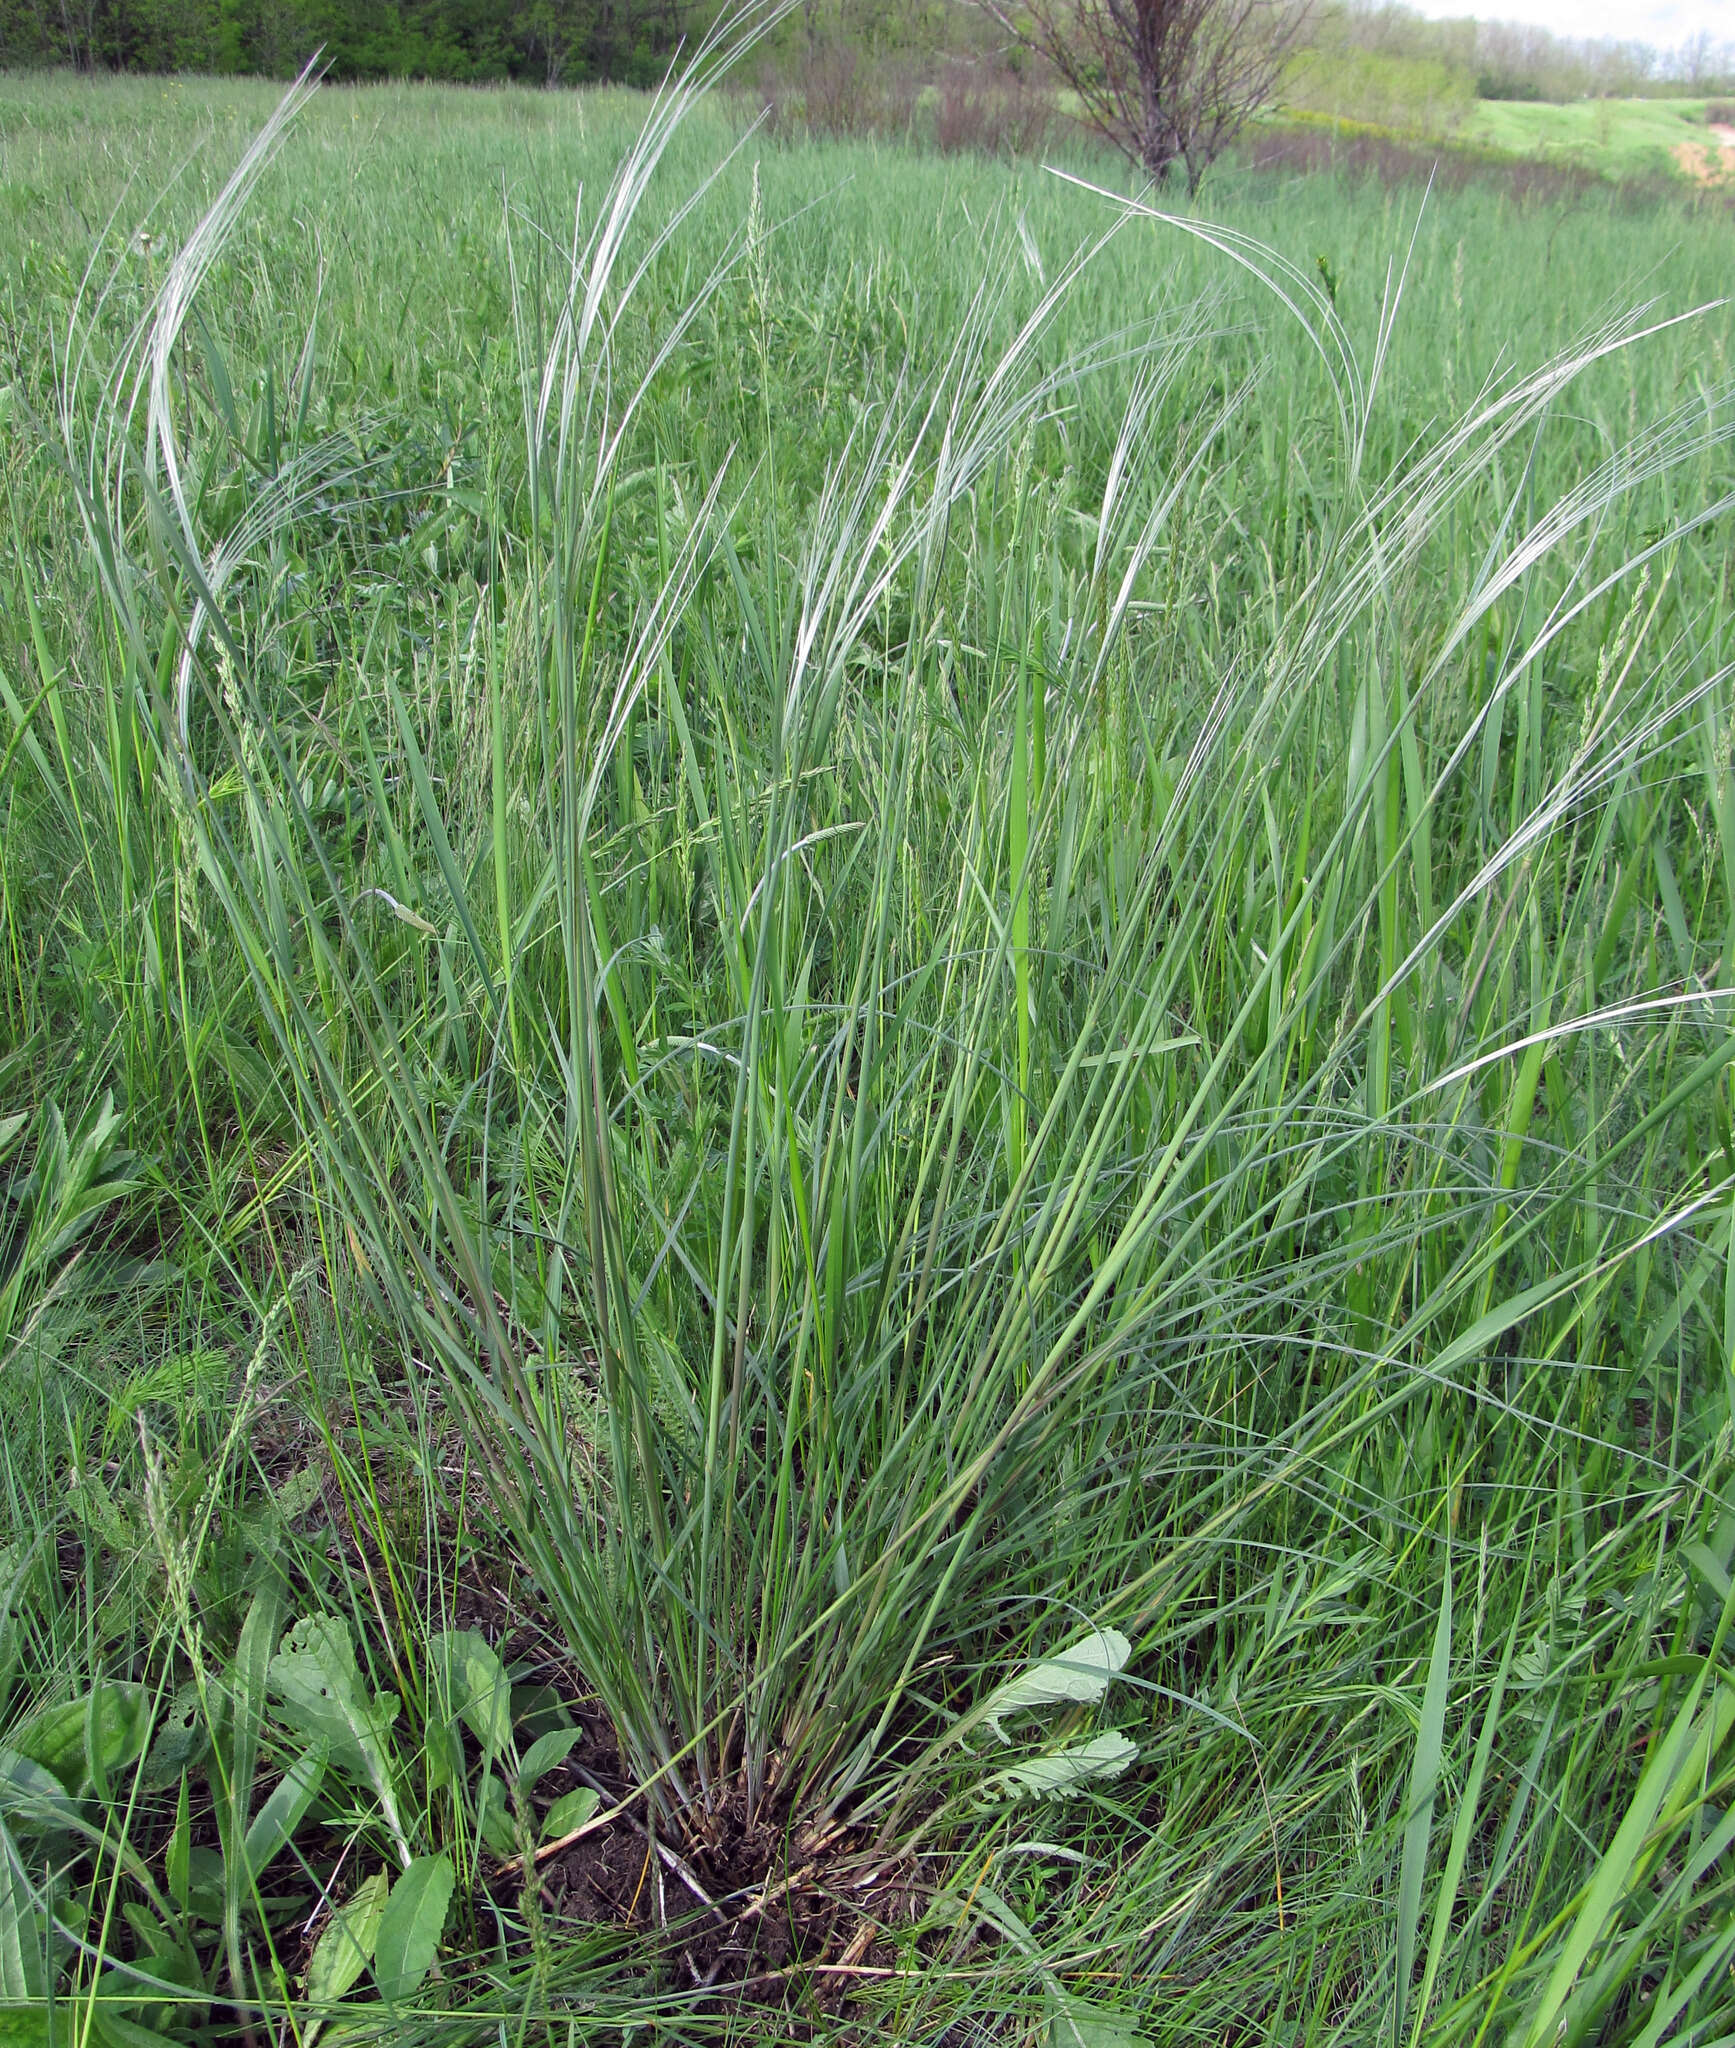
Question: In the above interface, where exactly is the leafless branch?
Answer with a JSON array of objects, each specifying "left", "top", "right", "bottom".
[{"left": 978, "top": 0, "right": 1313, "bottom": 192}]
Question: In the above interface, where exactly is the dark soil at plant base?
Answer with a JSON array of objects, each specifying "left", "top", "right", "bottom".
[{"left": 524, "top": 1737, "right": 926, "bottom": 2011}]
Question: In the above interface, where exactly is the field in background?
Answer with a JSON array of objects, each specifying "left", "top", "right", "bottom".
[
  {"left": 1272, "top": 90, "right": 1735, "bottom": 190},
  {"left": 1459, "top": 96, "right": 1733, "bottom": 183},
  {"left": 1281, "top": 3, "right": 1735, "bottom": 191},
  {"left": 4, "top": 59, "right": 1735, "bottom": 2047},
  {"left": 1258, "top": 94, "right": 1735, "bottom": 202}
]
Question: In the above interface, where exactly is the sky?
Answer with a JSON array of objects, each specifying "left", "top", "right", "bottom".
[{"left": 1402, "top": 0, "right": 1729, "bottom": 49}]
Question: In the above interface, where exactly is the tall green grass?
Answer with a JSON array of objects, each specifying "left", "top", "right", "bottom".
[{"left": 3, "top": 35, "right": 1735, "bottom": 2047}]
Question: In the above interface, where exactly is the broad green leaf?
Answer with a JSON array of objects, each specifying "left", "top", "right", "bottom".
[
  {"left": 166, "top": 1773, "right": 190, "bottom": 1912},
  {"left": 185, "top": 1845, "right": 225, "bottom": 1921},
  {"left": 88, "top": 2012, "right": 181, "bottom": 2048},
  {"left": 518, "top": 1726, "right": 583, "bottom": 1793},
  {"left": 373, "top": 1852, "right": 453, "bottom": 2003},
  {"left": 427, "top": 1630, "right": 512, "bottom": 1762},
  {"left": 242, "top": 1742, "right": 326, "bottom": 1883},
  {"left": 306, "top": 1868, "right": 389, "bottom": 2006},
  {"left": 475, "top": 1771, "right": 517, "bottom": 1857},
  {"left": 977, "top": 1628, "right": 1131, "bottom": 1743},
  {"left": 1394, "top": 1563, "right": 1451, "bottom": 2048},
  {"left": 11, "top": 1697, "right": 91, "bottom": 1793},
  {"left": 120, "top": 1899, "right": 201, "bottom": 1977},
  {"left": 85, "top": 1680, "right": 153, "bottom": 1802},
  {"left": 509, "top": 1685, "right": 572, "bottom": 1743},
  {"left": 0, "top": 1747, "right": 79, "bottom": 1837},
  {"left": 985, "top": 1732, "right": 1138, "bottom": 1802},
  {"left": 11, "top": 1683, "right": 149, "bottom": 1800},
  {"left": 1048, "top": 1991, "right": 1150, "bottom": 2048},
  {"left": 269, "top": 1466, "right": 324, "bottom": 1522},
  {"left": 541, "top": 1786, "right": 600, "bottom": 1842},
  {"left": 268, "top": 1617, "right": 407, "bottom": 1856},
  {"left": 270, "top": 1618, "right": 398, "bottom": 1781},
  {"left": 0, "top": 1815, "right": 46, "bottom": 2000},
  {"left": 222, "top": 1588, "right": 282, "bottom": 1981},
  {"left": 424, "top": 1716, "right": 465, "bottom": 1796},
  {"left": 228, "top": 1590, "right": 280, "bottom": 1803},
  {"left": 143, "top": 1683, "right": 210, "bottom": 1791}
]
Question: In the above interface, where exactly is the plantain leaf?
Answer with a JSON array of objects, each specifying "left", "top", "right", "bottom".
[
  {"left": 242, "top": 1742, "right": 326, "bottom": 1883},
  {"left": 306, "top": 1867, "right": 389, "bottom": 2006},
  {"left": 143, "top": 1682, "right": 210, "bottom": 1791},
  {"left": 373, "top": 1851, "right": 453, "bottom": 2003},
  {"left": 166, "top": 1772, "right": 190, "bottom": 1912},
  {"left": 518, "top": 1725, "right": 583, "bottom": 1793},
  {"left": 541, "top": 1786, "right": 599, "bottom": 1843},
  {"left": 0, "top": 1747, "right": 79, "bottom": 1838},
  {"left": 222, "top": 1588, "right": 282, "bottom": 1983},
  {"left": 270, "top": 1618, "right": 398, "bottom": 1782},
  {"left": 1048, "top": 1991, "right": 1150, "bottom": 2048},
  {"left": 85, "top": 1679, "right": 152, "bottom": 1803},
  {"left": 85, "top": 2011, "right": 178, "bottom": 2047},
  {"left": 475, "top": 1771, "right": 517, "bottom": 1857},
  {"left": 0, "top": 1815, "right": 47, "bottom": 2000},
  {"left": 11, "top": 1682, "right": 149, "bottom": 1801},
  {"left": 185, "top": 1845, "right": 225, "bottom": 1922},
  {"left": 427, "top": 1630, "right": 512, "bottom": 1762}
]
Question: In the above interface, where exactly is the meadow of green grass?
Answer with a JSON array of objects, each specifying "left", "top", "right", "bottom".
[
  {"left": 5, "top": 21, "right": 1735, "bottom": 2045},
  {"left": 1458, "top": 96, "right": 1731, "bottom": 184}
]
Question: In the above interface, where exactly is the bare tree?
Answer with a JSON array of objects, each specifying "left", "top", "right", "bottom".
[{"left": 978, "top": 0, "right": 1314, "bottom": 192}]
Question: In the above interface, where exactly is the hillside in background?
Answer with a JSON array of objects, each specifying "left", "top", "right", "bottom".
[
  {"left": 1280, "top": 3, "right": 1735, "bottom": 187},
  {"left": 1461, "top": 93, "right": 1735, "bottom": 183},
  {"left": 1295, "top": 0, "right": 1731, "bottom": 115}
]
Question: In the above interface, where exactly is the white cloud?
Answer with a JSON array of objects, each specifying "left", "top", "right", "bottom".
[{"left": 1401, "top": 0, "right": 1729, "bottom": 49}]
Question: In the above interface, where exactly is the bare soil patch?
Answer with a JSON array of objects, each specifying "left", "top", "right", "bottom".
[{"left": 1675, "top": 123, "right": 1735, "bottom": 185}]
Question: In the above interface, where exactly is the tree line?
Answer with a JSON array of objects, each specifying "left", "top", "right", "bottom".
[
  {"left": 1319, "top": 1, "right": 1732, "bottom": 102},
  {"left": 0, "top": 0, "right": 972, "bottom": 80},
  {"left": 0, "top": 0, "right": 718, "bottom": 81}
]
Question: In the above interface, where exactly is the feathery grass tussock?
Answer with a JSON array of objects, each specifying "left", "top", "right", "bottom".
[{"left": 4, "top": 22, "right": 1735, "bottom": 2044}]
